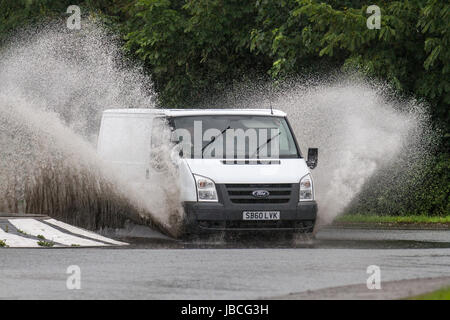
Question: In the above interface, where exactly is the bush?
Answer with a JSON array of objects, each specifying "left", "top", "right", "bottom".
[{"left": 347, "top": 152, "right": 449, "bottom": 216}]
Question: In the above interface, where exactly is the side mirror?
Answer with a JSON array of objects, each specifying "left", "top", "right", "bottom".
[{"left": 306, "top": 148, "right": 318, "bottom": 169}]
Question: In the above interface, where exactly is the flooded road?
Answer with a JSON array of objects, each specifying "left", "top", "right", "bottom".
[{"left": 1, "top": 227, "right": 449, "bottom": 299}]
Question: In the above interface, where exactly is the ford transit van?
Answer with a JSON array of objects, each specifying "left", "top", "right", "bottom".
[{"left": 97, "top": 109, "right": 318, "bottom": 235}]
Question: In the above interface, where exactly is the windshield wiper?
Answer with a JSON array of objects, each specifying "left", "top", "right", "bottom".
[
  {"left": 251, "top": 131, "right": 281, "bottom": 158},
  {"left": 201, "top": 125, "right": 231, "bottom": 157}
]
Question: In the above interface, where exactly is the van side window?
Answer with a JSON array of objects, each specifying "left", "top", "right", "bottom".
[
  {"left": 151, "top": 117, "right": 169, "bottom": 148},
  {"left": 150, "top": 117, "right": 170, "bottom": 171}
]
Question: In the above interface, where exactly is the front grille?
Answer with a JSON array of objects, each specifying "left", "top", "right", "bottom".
[{"left": 225, "top": 183, "right": 293, "bottom": 204}]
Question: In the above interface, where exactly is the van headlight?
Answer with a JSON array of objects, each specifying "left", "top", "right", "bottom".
[
  {"left": 194, "top": 174, "right": 218, "bottom": 202},
  {"left": 299, "top": 174, "right": 314, "bottom": 201}
]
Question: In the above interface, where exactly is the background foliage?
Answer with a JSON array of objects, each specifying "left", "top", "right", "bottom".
[{"left": 1, "top": 0, "right": 448, "bottom": 216}]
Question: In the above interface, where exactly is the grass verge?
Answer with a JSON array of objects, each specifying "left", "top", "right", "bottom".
[
  {"left": 333, "top": 214, "right": 450, "bottom": 229},
  {"left": 336, "top": 214, "right": 450, "bottom": 224},
  {"left": 409, "top": 287, "right": 450, "bottom": 300}
]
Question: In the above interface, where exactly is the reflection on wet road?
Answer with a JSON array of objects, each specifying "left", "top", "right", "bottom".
[
  {"left": 129, "top": 226, "right": 450, "bottom": 249},
  {"left": 1, "top": 227, "right": 449, "bottom": 299}
]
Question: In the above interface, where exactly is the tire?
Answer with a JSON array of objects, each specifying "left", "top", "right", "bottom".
[{"left": 302, "top": 220, "right": 315, "bottom": 233}]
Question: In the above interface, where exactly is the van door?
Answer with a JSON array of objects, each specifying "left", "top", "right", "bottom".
[
  {"left": 149, "top": 116, "right": 172, "bottom": 173},
  {"left": 98, "top": 113, "right": 152, "bottom": 181}
]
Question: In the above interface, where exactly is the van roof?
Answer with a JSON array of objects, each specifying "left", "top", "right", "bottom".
[{"left": 103, "top": 108, "right": 287, "bottom": 117}]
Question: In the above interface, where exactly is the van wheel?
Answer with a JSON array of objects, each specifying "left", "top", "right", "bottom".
[
  {"left": 291, "top": 232, "right": 314, "bottom": 243},
  {"left": 303, "top": 220, "right": 315, "bottom": 233},
  {"left": 289, "top": 221, "right": 315, "bottom": 242}
]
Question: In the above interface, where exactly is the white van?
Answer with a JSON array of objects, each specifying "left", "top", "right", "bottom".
[{"left": 97, "top": 109, "right": 318, "bottom": 235}]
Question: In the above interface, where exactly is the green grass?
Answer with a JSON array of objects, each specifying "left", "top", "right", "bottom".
[
  {"left": 36, "top": 232, "right": 52, "bottom": 246},
  {"left": 37, "top": 240, "right": 54, "bottom": 247},
  {"left": 0, "top": 239, "right": 6, "bottom": 247},
  {"left": 410, "top": 287, "right": 450, "bottom": 300},
  {"left": 336, "top": 214, "right": 450, "bottom": 224}
]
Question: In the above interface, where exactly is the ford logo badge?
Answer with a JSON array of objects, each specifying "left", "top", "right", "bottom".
[{"left": 252, "top": 190, "right": 270, "bottom": 198}]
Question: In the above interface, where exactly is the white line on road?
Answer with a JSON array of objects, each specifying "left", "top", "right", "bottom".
[
  {"left": 8, "top": 219, "right": 106, "bottom": 247},
  {"left": 0, "top": 228, "right": 42, "bottom": 248},
  {"left": 44, "top": 218, "right": 128, "bottom": 246}
]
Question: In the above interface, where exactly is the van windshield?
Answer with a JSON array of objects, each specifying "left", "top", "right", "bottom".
[{"left": 169, "top": 115, "right": 300, "bottom": 159}]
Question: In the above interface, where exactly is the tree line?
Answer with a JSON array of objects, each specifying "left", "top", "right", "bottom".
[{"left": 1, "top": 0, "right": 448, "bottom": 215}]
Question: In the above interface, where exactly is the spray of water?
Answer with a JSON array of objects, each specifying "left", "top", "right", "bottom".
[
  {"left": 0, "top": 20, "right": 433, "bottom": 235},
  {"left": 221, "top": 77, "right": 434, "bottom": 225},
  {"left": 281, "top": 79, "right": 433, "bottom": 224},
  {"left": 0, "top": 21, "right": 181, "bottom": 235}
]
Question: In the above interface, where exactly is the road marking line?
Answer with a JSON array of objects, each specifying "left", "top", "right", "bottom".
[
  {"left": 44, "top": 218, "right": 128, "bottom": 246},
  {"left": 8, "top": 219, "right": 106, "bottom": 247},
  {"left": 0, "top": 228, "right": 42, "bottom": 247}
]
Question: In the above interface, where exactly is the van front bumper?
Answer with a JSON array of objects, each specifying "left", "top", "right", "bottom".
[{"left": 182, "top": 201, "right": 317, "bottom": 232}]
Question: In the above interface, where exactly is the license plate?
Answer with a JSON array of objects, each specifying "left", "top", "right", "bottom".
[{"left": 243, "top": 211, "right": 280, "bottom": 220}]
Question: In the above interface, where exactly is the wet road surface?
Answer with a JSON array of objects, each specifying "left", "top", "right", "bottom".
[{"left": 1, "top": 227, "right": 449, "bottom": 299}]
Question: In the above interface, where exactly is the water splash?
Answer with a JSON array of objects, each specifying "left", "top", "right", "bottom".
[
  {"left": 214, "top": 76, "right": 434, "bottom": 225},
  {"left": 0, "top": 20, "right": 181, "bottom": 235},
  {"left": 279, "top": 79, "right": 433, "bottom": 224},
  {"left": 0, "top": 19, "right": 434, "bottom": 234}
]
